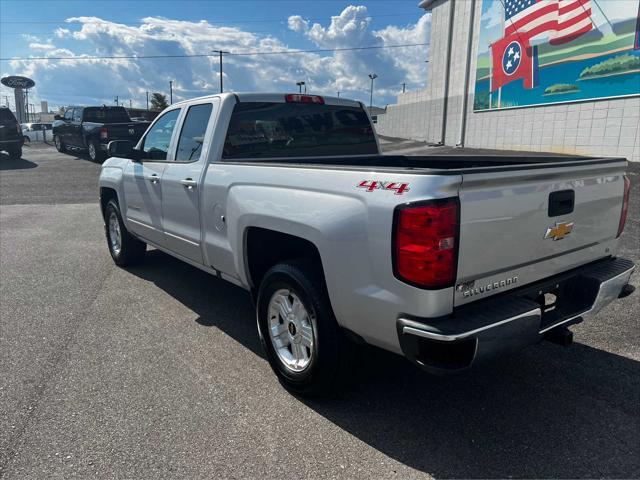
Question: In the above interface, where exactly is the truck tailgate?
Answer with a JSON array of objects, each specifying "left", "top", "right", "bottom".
[{"left": 454, "top": 159, "right": 627, "bottom": 306}]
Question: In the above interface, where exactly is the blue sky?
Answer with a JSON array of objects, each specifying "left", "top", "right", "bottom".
[{"left": 0, "top": 0, "right": 430, "bottom": 110}]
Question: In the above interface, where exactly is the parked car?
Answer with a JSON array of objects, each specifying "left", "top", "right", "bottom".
[
  {"left": 21, "top": 122, "right": 53, "bottom": 143},
  {"left": 98, "top": 93, "right": 634, "bottom": 396},
  {"left": 0, "top": 107, "right": 23, "bottom": 159},
  {"left": 53, "top": 106, "right": 150, "bottom": 162}
]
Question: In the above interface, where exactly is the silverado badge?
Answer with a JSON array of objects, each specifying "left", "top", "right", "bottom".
[{"left": 544, "top": 221, "right": 573, "bottom": 241}]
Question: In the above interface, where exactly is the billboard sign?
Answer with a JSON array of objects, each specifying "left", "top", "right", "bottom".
[{"left": 474, "top": 0, "right": 640, "bottom": 111}]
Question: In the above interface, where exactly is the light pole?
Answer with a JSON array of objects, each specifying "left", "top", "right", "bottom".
[
  {"left": 169, "top": 81, "right": 173, "bottom": 104},
  {"left": 336, "top": 91, "right": 340, "bottom": 98},
  {"left": 401, "top": 82, "right": 406, "bottom": 93},
  {"left": 296, "top": 81, "right": 305, "bottom": 93},
  {"left": 213, "top": 50, "right": 229, "bottom": 93},
  {"left": 146, "top": 91, "right": 149, "bottom": 111},
  {"left": 368, "top": 73, "right": 377, "bottom": 115},
  {"left": 114, "top": 95, "right": 119, "bottom": 106}
]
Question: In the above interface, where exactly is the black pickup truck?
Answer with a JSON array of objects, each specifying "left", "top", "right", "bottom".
[
  {"left": 0, "top": 107, "right": 23, "bottom": 160},
  {"left": 53, "top": 106, "right": 150, "bottom": 162}
]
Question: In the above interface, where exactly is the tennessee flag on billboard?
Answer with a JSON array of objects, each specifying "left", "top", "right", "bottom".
[{"left": 491, "top": 35, "right": 540, "bottom": 92}]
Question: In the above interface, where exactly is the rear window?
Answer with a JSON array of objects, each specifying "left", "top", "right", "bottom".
[
  {"left": 83, "top": 107, "right": 131, "bottom": 123},
  {"left": 0, "top": 109, "right": 16, "bottom": 122},
  {"left": 222, "top": 102, "right": 377, "bottom": 160}
]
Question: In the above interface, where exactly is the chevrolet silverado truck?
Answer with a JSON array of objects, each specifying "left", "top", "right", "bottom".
[
  {"left": 53, "top": 105, "right": 149, "bottom": 162},
  {"left": 98, "top": 93, "right": 634, "bottom": 396}
]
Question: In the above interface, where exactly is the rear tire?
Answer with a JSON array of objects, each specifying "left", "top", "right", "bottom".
[
  {"left": 8, "top": 145, "right": 22, "bottom": 160},
  {"left": 54, "top": 135, "right": 65, "bottom": 152},
  {"left": 257, "top": 259, "right": 347, "bottom": 397},
  {"left": 88, "top": 140, "right": 104, "bottom": 162},
  {"left": 104, "top": 199, "right": 146, "bottom": 266}
]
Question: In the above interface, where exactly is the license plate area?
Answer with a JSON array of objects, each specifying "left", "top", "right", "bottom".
[{"left": 521, "top": 274, "right": 598, "bottom": 330}]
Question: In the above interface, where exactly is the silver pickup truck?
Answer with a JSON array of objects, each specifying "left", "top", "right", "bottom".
[{"left": 99, "top": 93, "right": 634, "bottom": 396}]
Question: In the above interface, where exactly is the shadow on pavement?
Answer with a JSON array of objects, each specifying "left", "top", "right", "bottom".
[
  {"left": 129, "top": 249, "right": 640, "bottom": 479},
  {"left": 0, "top": 153, "right": 38, "bottom": 170}
]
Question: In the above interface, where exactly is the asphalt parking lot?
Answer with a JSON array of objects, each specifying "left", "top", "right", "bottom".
[{"left": 1, "top": 142, "right": 638, "bottom": 479}]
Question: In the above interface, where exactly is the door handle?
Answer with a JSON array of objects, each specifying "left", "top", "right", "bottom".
[
  {"left": 180, "top": 178, "right": 197, "bottom": 189},
  {"left": 146, "top": 174, "right": 160, "bottom": 184}
]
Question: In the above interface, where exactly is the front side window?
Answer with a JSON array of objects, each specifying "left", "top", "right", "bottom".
[
  {"left": 64, "top": 109, "right": 73, "bottom": 121},
  {"left": 73, "top": 109, "right": 82, "bottom": 122},
  {"left": 141, "top": 109, "right": 181, "bottom": 161},
  {"left": 175, "top": 103, "right": 213, "bottom": 162}
]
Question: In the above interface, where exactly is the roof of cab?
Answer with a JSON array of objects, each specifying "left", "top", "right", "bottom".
[{"left": 171, "top": 92, "right": 362, "bottom": 108}]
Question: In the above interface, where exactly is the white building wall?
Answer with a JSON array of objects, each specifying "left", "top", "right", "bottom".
[{"left": 376, "top": 0, "right": 640, "bottom": 162}]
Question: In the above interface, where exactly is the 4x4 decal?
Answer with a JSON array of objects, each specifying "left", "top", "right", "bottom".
[{"left": 357, "top": 180, "right": 410, "bottom": 195}]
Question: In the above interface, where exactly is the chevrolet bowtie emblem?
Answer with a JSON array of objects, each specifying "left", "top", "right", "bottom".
[{"left": 545, "top": 221, "right": 574, "bottom": 241}]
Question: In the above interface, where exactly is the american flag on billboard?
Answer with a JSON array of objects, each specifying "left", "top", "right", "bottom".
[
  {"left": 503, "top": 0, "right": 593, "bottom": 45},
  {"left": 550, "top": 0, "right": 593, "bottom": 45}
]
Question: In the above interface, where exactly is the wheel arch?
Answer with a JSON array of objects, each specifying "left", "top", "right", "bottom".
[
  {"left": 99, "top": 186, "right": 120, "bottom": 220},
  {"left": 244, "top": 227, "right": 325, "bottom": 300}
]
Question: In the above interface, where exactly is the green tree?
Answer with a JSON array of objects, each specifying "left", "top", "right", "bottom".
[{"left": 150, "top": 92, "right": 169, "bottom": 111}]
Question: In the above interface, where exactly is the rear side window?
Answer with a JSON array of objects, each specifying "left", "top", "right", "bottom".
[
  {"left": 222, "top": 102, "right": 377, "bottom": 160},
  {"left": 0, "top": 109, "right": 16, "bottom": 122},
  {"left": 83, "top": 107, "right": 130, "bottom": 123},
  {"left": 175, "top": 103, "right": 213, "bottom": 162}
]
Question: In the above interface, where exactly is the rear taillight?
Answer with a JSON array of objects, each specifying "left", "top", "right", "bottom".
[
  {"left": 616, "top": 175, "right": 631, "bottom": 238},
  {"left": 100, "top": 127, "right": 108, "bottom": 140},
  {"left": 285, "top": 94, "right": 325, "bottom": 104},
  {"left": 393, "top": 198, "right": 459, "bottom": 289},
  {"left": 16, "top": 122, "right": 21, "bottom": 134}
]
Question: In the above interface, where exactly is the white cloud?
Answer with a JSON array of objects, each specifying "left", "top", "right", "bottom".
[
  {"left": 29, "top": 43, "right": 56, "bottom": 51},
  {"left": 54, "top": 28, "right": 71, "bottom": 38},
  {"left": 5, "top": 6, "right": 430, "bottom": 109},
  {"left": 287, "top": 15, "right": 309, "bottom": 34}
]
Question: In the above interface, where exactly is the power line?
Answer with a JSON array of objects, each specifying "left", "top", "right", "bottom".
[
  {"left": 0, "top": 42, "right": 429, "bottom": 62},
  {"left": 0, "top": 12, "right": 423, "bottom": 25}
]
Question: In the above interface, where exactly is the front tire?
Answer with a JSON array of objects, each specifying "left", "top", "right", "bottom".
[
  {"left": 257, "top": 260, "right": 347, "bottom": 397},
  {"left": 104, "top": 199, "right": 146, "bottom": 266},
  {"left": 54, "top": 135, "right": 65, "bottom": 152}
]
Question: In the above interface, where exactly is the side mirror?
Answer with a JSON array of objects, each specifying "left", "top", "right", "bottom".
[{"left": 108, "top": 140, "right": 141, "bottom": 160}]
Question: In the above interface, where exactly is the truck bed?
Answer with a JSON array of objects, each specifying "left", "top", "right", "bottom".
[{"left": 220, "top": 153, "right": 625, "bottom": 172}]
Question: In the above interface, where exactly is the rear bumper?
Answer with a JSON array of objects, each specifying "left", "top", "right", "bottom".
[{"left": 397, "top": 257, "right": 635, "bottom": 373}]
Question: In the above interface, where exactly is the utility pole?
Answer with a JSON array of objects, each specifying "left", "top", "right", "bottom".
[
  {"left": 24, "top": 90, "right": 29, "bottom": 122},
  {"left": 401, "top": 82, "right": 406, "bottom": 93},
  {"left": 129, "top": 99, "right": 132, "bottom": 109},
  {"left": 146, "top": 91, "right": 149, "bottom": 111},
  {"left": 212, "top": 50, "right": 229, "bottom": 93},
  {"left": 169, "top": 81, "right": 173, "bottom": 104},
  {"left": 114, "top": 95, "right": 119, "bottom": 106},
  {"left": 368, "top": 73, "right": 377, "bottom": 115},
  {"left": 336, "top": 91, "right": 340, "bottom": 98},
  {"left": 296, "top": 81, "right": 305, "bottom": 93}
]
